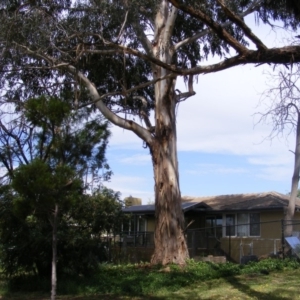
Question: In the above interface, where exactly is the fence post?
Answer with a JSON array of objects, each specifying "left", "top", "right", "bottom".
[
  {"left": 206, "top": 231, "right": 209, "bottom": 254},
  {"left": 281, "top": 219, "right": 285, "bottom": 259},
  {"left": 123, "top": 235, "right": 127, "bottom": 257},
  {"left": 229, "top": 231, "right": 231, "bottom": 260},
  {"left": 191, "top": 231, "right": 196, "bottom": 258}
]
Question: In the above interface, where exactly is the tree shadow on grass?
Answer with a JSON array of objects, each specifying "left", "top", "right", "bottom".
[
  {"left": 225, "top": 275, "right": 293, "bottom": 300},
  {"left": 0, "top": 295, "right": 169, "bottom": 300}
]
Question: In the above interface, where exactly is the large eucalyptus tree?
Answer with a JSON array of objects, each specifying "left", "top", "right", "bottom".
[{"left": 1, "top": 0, "right": 300, "bottom": 265}]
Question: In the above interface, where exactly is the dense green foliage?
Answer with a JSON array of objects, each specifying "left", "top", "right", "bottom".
[
  {"left": 0, "top": 184, "right": 123, "bottom": 277},
  {"left": 1, "top": 258, "right": 299, "bottom": 296},
  {"left": 0, "top": 91, "right": 119, "bottom": 278}
]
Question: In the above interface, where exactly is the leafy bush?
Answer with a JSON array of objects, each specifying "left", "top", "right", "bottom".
[
  {"left": 0, "top": 185, "right": 123, "bottom": 278},
  {"left": 241, "top": 258, "right": 300, "bottom": 275}
]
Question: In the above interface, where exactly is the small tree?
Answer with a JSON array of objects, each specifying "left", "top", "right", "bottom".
[
  {"left": 0, "top": 93, "right": 111, "bottom": 299},
  {"left": 257, "top": 64, "right": 300, "bottom": 236},
  {"left": 12, "top": 160, "right": 81, "bottom": 300}
]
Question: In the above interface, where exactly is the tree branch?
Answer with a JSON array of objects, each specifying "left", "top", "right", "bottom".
[
  {"left": 77, "top": 73, "right": 176, "bottom": 109},
  {"left": 216, "top": 0, "right": 267, "bottom": 51},
  {"left": 168, "top": 0, "right": 248, "bottom": 54},
  {"left": 0, "top": 120, "right": 29, "bottom": 165},
  {"left": 179, "top": 46, "right": 300, "bottom": 76},
  {"left": 67, "top": 65, "right": 154, "bottom": 145},
  {"left": 132, "top": 22, "right": 153, "bottom": 55},
  {"left": 115, "top": 10, "right": 129, "bottom": 43},
  {"left": 0, "top": 135, "right": 14, "bottom": 179},
  {"left": 173, "top": 0, "right": 263, "bottom": 50},
  {"left": 132, "top": 96, "right": 155, "bottom": 132},
  {"left": 176, "top": 75, "right": 195, "bottom": 102},
  {"left": 13, "top": 33, "right": 300, "bottom": 83}
]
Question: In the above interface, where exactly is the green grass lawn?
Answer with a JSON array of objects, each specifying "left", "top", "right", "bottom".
[
  {"left": 168, "top": 270, "right": 300, "bottom": 300},
  {"left": 1, "top": 259, "right": 300, "bottom": 299}
]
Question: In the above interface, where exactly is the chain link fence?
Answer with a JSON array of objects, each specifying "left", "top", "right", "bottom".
[{"left": 109, "top": 219, "right": 300, "bottom": 263}]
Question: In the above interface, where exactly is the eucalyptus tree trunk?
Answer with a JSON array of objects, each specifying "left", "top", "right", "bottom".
[
  {"left": 285, "top": 114, "right": 300, "bottom": 236},
  {"left": 149, "top": 2, "right": 189, "bottom": 264},
  {"left": 150, "top": 84, "right": 189, "bottom": 265}
]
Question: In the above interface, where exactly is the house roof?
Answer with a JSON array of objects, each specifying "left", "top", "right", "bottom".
[
  {"left": 182, "top": 191, "right": 300, "bottom": 212},
  {"left": 122, "top": 201, "right": 209, "bottom": 214},
  {"left": 123, "top": 191, "right": 300, "bottom": 214}
]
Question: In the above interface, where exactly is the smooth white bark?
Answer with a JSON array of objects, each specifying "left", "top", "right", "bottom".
[{"left": 51, "top": 204, "right": 59, "bottom": 300}]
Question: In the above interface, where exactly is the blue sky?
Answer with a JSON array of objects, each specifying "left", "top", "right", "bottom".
[{"left": 104, "top": 18, "right": 298, "bottom": 203}]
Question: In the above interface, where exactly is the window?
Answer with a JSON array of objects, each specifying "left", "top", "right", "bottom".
[
  {"left": 249, "top": 213, "right": 260, "bottom": 236},
  {"left": 205, "top": 215, "right": 222, "bottom": 238},
  {"left": 225, "top": 213, "right": 260, "bottom": 237},
  {"left": 226, "top": 214, "right": 236, "bottom": 236},
  {"left": 138, "top": 216, "right": 147, "bottom": 232},
  {"left": 122, "top": 217, "right": 134, "bottom": 233},
  {"left": 122, "top": 215, "right": 147, "bottom": 233},
  {"left": 237, "top": 213, "right": 248, "bottom": 236}
]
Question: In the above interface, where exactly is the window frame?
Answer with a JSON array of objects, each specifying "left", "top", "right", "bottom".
[
  {"left": 223, "top": 213, "right": 260, "bottom": 237},
  {"left": 137, "top": 215, "right": 147, "bottom": 232}
]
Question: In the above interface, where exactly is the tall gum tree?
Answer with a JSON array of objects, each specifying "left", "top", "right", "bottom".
[{"left": 2, "top": 0, "right": 300, "bottom": 265}]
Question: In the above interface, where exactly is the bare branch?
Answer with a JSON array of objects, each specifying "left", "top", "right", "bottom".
[
  {"left": 256, "top": 64, "right": 300, "bottom": 141},
  {"left": 116, "top": 10, "right": 129, "bottom": 43}
]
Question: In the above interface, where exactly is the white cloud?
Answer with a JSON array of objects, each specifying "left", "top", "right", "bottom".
[
  {"left": 104, "top": 175, "right": 154, "bottom": 204},
  {"left": 248, "top": 154, "right": 293, "bottom": 167},
  {"left": 109, "top": 126, "right": 142, "bottom": 149},
  {"left": 174, "top": 61, "right": 298, "bottom": 174},
  {"left": 106, "top": 175, "right": 145, "bottom": 185},
  {"left": 119, "top": 154, "right": 151, "bottom": 165},
  {"left": 256, "top": 166, "right": 292, "bottom": 182},
  {"left": 185, "top": 164, "right": 248, "bottom": 175}
]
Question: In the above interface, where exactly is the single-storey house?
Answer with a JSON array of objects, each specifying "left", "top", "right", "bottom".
[{"left": 122, "top": 191, "right": 300, "bottom": 262}]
